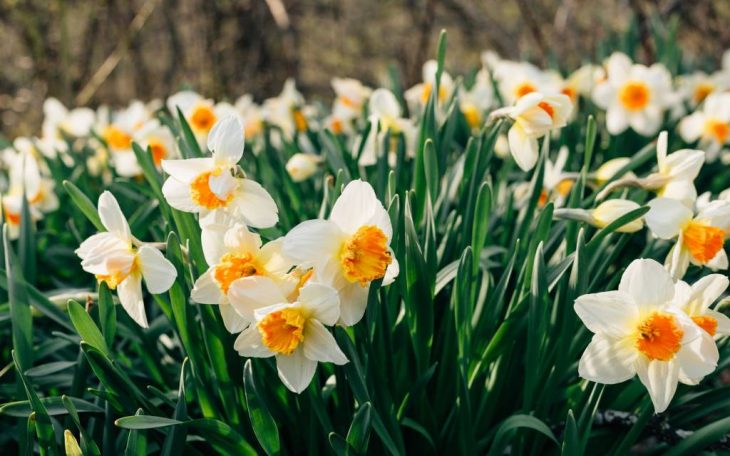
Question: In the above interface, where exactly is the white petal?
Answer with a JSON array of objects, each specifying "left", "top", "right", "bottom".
[
  {"left": 137, "top": 246, "right": 177, "bottom": 294},
  {"left": 677, "top": 333, "right": 718, "bottom": 384},
  {"left": 606, "top": 107, "right": 629, "bottom": 135},
  {"left": 660, "top": 180, "right": 697, "bottom": 207},
  {"left": 234, "top": 325, "right": 273, "bottom": 358},
  {"left": 508, "top": 123, "right": 539, "bottom": 172},
  {"left": 208, "top": 171, "right": 237, "bottom": 201},
  {"left": 117, "top": 273, "right": 148, "bottom": 328},
  {"left": 706, "top": 309, "right": 730, "bottom": 337},
  {"left": 618, "top": 259, "right": 675, "bottom": 310},
  {"left": 338, "top": 282, "right": 369, "bottom": 326},
  {"left": 220, "top": 303, "right": 250, "bottom": 334},
  {"left": 232, "top": 179, "right": 279, "bottom": 229},
  {"left": 645, "top": 198, "right": 693, "bottom": 239},
  {"left": 690, "top": 275, "right": 729, "bottom": 313},
  {"left": 191, "top": 269, "right": 224, "bottom": 304},
  {"left": 665, "top": 237, "right": 691, "bottom": 280},
  {"left": 329, "top": 179, "right": 392, "bottom": 239},
  {"left": 162, "top": 178, "right": 198, "bottom": 212},
  {"left": 283, "top": 219, "right": 342, "bottom": 267},
  {"left": 298, "top": 283, "right": 340, "bottom": 325},
  {"left": 574, "top": 291, "right": 637, "bottom": 338},
  {"left": 208, "top": 116, "right": 244, "bottom": 165},
  {"left": 201, "top": 225, "right": 228, "bottom": 267},
  {"left": 161, "top": 158, "right": 215, "bottom": 183},
  {"left": 578, "top": 334, "right": 636, "bottom": 384},
  {"left": 707, "top": 249, "right": 729, "bottom": 271},
  {"left": 302, "top": 320, "right": 348, "bottom": 364},
  {"left": 635, "top": 358, "right": 679, "bottom": 413},
  {"left": 276, "top": 350, "right": 318, "bottom": 393},
  {"left": 228, "top": 276, "right": 287, "bottom": 321},
  {"left": 383, "top": 256, "right": 399, "bottom": 286},
  {"left": 98, "top": 192, "right": 131, "bottom": 242},
  {"left": 662, "top": 149, "right": 705, "bottom": 181},
  {"left": 224, "top": 224, "right": 262, "bottom": 253}
]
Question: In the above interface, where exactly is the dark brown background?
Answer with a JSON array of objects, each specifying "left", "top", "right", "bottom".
[{"left": 1, "top": 0, "right": 729, "bottom": 136}]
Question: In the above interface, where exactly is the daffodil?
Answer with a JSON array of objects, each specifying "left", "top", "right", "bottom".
[
  {"left": 75, "top": 192, "right": 177, "bottom": 327},
  {"left": 592, "top": 52, "right": 674, "bottom": 136},
  {"left": 492, "top": 92, "right": 573, "bottom": 171},
  {"left": 645, "top": 197, "right": 730, "bottom": 279},
  {"left": 161, "top": 116, "right": 278, "bottom": 229},
  {"left": 262, "top": 79, "right": 309, "bottom": 138},
  {"left": 554, "top": 199, "right": 644, "bottom": 233},
  {"left": 459, "top": 67, "right": 494, "bottom": 131},
  {"left": 230, "top": 277, "right": 348, "bottom": 393},
  {"left": 575, "top": 259, "right": 717, "bottom": 413},
  {"left": 286, "top": 153, "right": 322, "bottom": 182},
  {"left": 283, "top": 179, "right": 399, "bottom": 326},
  {"left": 491, "top": 59, "right": 558, "bottom": 105},
  {"left": 234, "top": 95, "right": 265, "bottom": 140},
  {"left": 331, "top": 77, "right": 372, "bottom": 121},
  {"left": 674, "top": 275, "right": 730, "bottom": 348},
  {"left": 679, "top": 92, "right": 730, "bottom": 160},
  {"left": 357, "top": 89, "right": 417, "bottom": 167},
  {"left": 167, "top": 91, "right": 221, "bottom": 145},
  {"left": 404, "top": 60, "right": 454, "bottom": 116},
  {"left": 597, "top": 131, "right": 704, "bottom": 207},
  {"left": 96, "top": 101, "right": 151, "bottom": 177},
  {"left": 135, "top": 119, "right": 178, "bottom": 169},
  {"left": 191, "top": 222, "right": 295, "bottom": 333},
  {"left": 42, "top": 97, "right": 96, "bottom": 139},
  {"left": 676, "top": 71, "right": 730, "bottom": 108}
]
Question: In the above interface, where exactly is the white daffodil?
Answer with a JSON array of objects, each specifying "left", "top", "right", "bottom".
[
  {"left": 676, "top": 71, "right": 730, "bottom": 108},
  {"left": 75, "top": 192, "right": 177, "bottom": 327},
  {"left": 191, "top": 222, "right": 295, "bottom": 333},
  {"left": 357, "top": 89, "right": 417, "bottom": 167},
  {"left": 673, "top": 275, "right": 730, "bottom": 347},
  {"left": 492, "top": 60, "right": 558, "bottom": 105},
  {"left": 332, "top": 78, "right": 372, "bottom": 121},
  {"left": 514, "top": 146, "right": 574, "bottom": 208},
  {"left": 262, "top": 79, "right": 309, "bottom": 138},
  {"left": 134, "top": 119, "right": 178, "bottom": 169},
  {"left": 42, "top": 97, "right": 96, "bottom": 139},
  {"left": 167, "top": 91, "right": 222, "bottom": 145},
  {"left": 575, "top": 259, "right": 717, "bottom": 413},
  {"left": 404, "top": 60, "right": 454, "bottom": 116},
  {"left": 235, "top": 95, "right": 265, "bottom": 140},
  {"left": 646, "top": 197, "right": 730, "bottom": 279},
  {"left": 161, "top": 116, "right": 278, "bottom": 229},
  {"left": 283, "top": 179, "right": 399, "bottom": 326},
  {"left": 592, "top": 52, "right": 674, "bottom": 136},
  {"left": 679, "top": 92, "right": 730, "bottom": 160},
  {"left": 592, "top": 157, "right": 634, "bottom": 186},
  {"left": 230, "top": 278, "right": 348, "bottom": 393},
  {"left": 492, "top": 92, "right": 573, "bottom": 171},
  {"left": 554, "top": 199, "right": 644, "bottom": 233},
  {"left": 96, "top": 101, "right": 151, "bottom": 177},
  {"left": 2, "top": 149, "right": 59, "bottom": 239},
  {"left": 286, "top": 153, "right": 322, "bottom": 182},
  {"left": 597, "top": 132, "right": 704, "bottom": 207},
  {"left": 459, "top": 67, "right": 494, "bottom": 131}
]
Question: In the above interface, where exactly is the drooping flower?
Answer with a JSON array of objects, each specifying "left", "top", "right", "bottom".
[
  {"left": 357, "top": 89, "right": 417, "bottom": 167},
  {"left": 76, "top": 192, "right": 177, "bottom": 327},
  {"left": 575, "top": 259, "right": 717, "bottom": 413},
  {"left": 283, "top": 179, "right": 399, "bottom": 325},
  {"left": 492, "top": 92, "right": 573, "bottom": 171},
  {"left": 554, "top": 199, "right": 644, "bottom": 233},
  {"left": 191, "top": 222, "right": 294, "bottom": 333},
  {"left": 230, "top": 277, "right": 348, "bottom": 393},
  {"left": 679, "top": 92, "right": 730, "bottom": 161},
  {"left": 161, "top": 115, "right": 278, "bottom": 228},
  {"left": 597, "top": 131, "right": 704, "bottom": 207},
  {"left": 645, "top": 197, "right": 730, "bottom": 279},
  {"left": 592, "top": 52, "right": 674, "bottom": 136}
]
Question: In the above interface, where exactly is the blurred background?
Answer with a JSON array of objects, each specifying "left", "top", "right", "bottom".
[{"left": 1, "top": 0, "right": 729, "bottom": 137}]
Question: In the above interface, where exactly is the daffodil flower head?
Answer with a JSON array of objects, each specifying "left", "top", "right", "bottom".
[
  {"left": 494, "top": 91, "right": 573, "bottom": 171},
  {"left": 191, "top": 221, "right": 295, "bottom": 333},
  {"left": 645, "top": 197, "right": 730, "bottom": 279},
  {"left": 231, "top": 277, "right": 348, "bottom": 393},
  {"left": 75, "top": 192, "right": 177, "bottom": 327},
  {"left": 161, "top": 115, "right": 279, "bottom": 229},
  {"left": 283, "top": 179, "right": 399, "bottom": 326},
  {"left": 574, "top": 259, "right": 718, "bottom": 413},
  {"left": 679, "top": 93, "right": 730, "bottom": 161},
  {"left": 673, "top": 275, "right": 730, "bottom": 346},
  {"left": 592, "top": 52, "right": 674, "bottom": 136}
]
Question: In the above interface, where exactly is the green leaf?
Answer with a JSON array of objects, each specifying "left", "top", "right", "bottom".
[
  {"left": 67, "top": 299, "right": 110, "bottom": 356},
  {"left": 63, "top": 181, "right": 104, "bottom": 231},
  {"left": 115, "top": 416, "right": 183, "bottom": 430},
  {"left": 0, "top": 396, "right": 104, "bottom": 417},
  {"left": 664, "top": 416, "right": 730, "bottom": 456},
  {"left": 12, "top": 351, "right": 57, "bottom": 455},
  {"left": 243, "top": 359, "right": 280, "bottom": 456},
  {"left": 346, "top": 402, "right": 372, "bottom": 453},
  {"left": 486, "top": 414, "right": 558, "bottom": 456}
]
